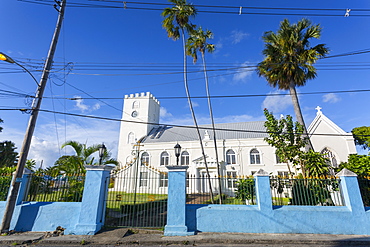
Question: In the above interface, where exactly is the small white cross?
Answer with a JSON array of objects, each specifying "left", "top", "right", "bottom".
[
  {"left": 345, "top": 9, "right": 351, "bottom": 17},
  {"left": 315, "top": 106, "right": 322, "bottom": 114}
]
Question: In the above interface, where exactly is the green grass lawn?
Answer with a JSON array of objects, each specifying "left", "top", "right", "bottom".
[{"left": 106, "top": 192, "right": 168, "bottom": 211}]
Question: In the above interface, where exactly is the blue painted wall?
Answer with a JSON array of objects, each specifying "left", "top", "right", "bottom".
[
  {"left": 0, "top": 165, "right": 113, "bottom": 235},
  {"left": 167, "top": 168, "right": 370, "bottom": 236}
]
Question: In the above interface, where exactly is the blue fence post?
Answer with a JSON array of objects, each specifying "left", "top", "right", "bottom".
[
  {"left": 254, "top": 169, "right": 272, "bottom": 211},
  {"left": 337, "top": 168, "right": 364, "bottom": 214},
  {"left": 164, "top": 165, "right": 194, "bottom": 236},
  {"left": 15, "top": 168, "right": 33, "bottom": 205},
  {"left": 73, "top": 165, "right": 114, "bottom": 235}
]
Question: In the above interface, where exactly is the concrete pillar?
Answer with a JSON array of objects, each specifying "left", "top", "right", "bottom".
[
  {"left": 15, "top": 169, "right": 33, "bottom": 205},
  {"left": 254, "top": 169, "right": 273, "bottom": 211},
  {"left": 337, "top": 168, "right": 364, "bottom": 214},
  {"left": 164, "top": 165, "right": 194, "bottom": 236},
  {"left": 74, "top": 165, "right": 114, "bottom": 235}
]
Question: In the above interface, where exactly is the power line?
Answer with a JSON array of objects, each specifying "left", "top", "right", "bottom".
[
  {"left": 1, "top": 87, "right": 370, "bottom": 100},
  {"left": 19, "top": 0, "right": 370, "bottom": 17},
  {"left": 0, "top": 107, "right": 363, "bottom": 137}
]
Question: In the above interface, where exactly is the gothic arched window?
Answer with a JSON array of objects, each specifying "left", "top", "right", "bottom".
[{"left": 321, "top": 148, "right": 338, "bottom": 168}]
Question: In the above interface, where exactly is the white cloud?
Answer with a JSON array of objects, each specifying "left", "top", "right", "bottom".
[
  {"left": 323, "top": 93, "right": 341, "bottom": 103},
  {"left": 262, "top": 91, "right": 292, "bottom": 113},
  {"left": 74, "top": 95, "right": 101, "bottom": 113},
  {"left": 233, "top": 61, "right": 253, "bottom": 83},
  {"left": 160, "top": 107, "right": 173, "bottom": 118},
  {"left": 1, "top": 118, "right": 120, "bottom": 168},
  {"left": 231, "top": 30, "right": 249, "bottom": 44}
]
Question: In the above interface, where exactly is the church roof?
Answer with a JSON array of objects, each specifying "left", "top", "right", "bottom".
[{"left": 141, "top": 121, "right": 268, "bottom": 143}]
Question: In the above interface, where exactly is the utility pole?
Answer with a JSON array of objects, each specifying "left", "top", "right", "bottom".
[{"left": 0, "top": 0, "right": 66, "bottom": 233}]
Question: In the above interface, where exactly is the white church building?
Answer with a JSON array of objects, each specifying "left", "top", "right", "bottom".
[{"left": 114, "top": 92, "right": 357, "bottom": 194}]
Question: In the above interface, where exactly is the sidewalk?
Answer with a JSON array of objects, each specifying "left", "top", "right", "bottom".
[{"left": 1, "top": 228, "right": 370, "bottom": 246}]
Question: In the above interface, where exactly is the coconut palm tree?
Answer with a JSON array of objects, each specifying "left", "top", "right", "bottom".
[
  {"left": 186, "top": 27, "right": 223, "bottom": 202},
  {"left": 257, "top": 18, "right": 329, "bottom": 151},
  {"left": 51, "top": 141, "right": 118, "bottom": 175},
  {"left": 162, "top": 0, "right": 215, "bottom": 202}
]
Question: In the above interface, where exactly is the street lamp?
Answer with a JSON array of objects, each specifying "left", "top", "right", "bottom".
[
  {"left": 174, "top": 143, "right": 181, "bottom": 166},
  {"left": 99, "top": 143, "right": 106, "bottom": 166},
  {"left": 0, "top": 52, "right": 40, "bottom": 87}
]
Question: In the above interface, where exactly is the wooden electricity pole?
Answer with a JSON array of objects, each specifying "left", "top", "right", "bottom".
[{"left": 0, "top": 0, "right": 66, "bottom": 232}]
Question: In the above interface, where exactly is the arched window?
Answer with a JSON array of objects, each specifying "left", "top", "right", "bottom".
[
  {"left": 132, "top": 101, "right": 140, "bottom": 109},
  {"left": 321, "top": 148, "right": 338, "bottom": 168},
  {"left": 141, "top": 152, "right": 149, "bottom": 166},
  {"left": 160, "top": 151, "right": 169, "bottom": 166},
  {"left": 250, "top": 149, "right": 261, "bottom": 164},
  {"left": 128, "top": 132, "right": 135, "bottom": 144},
  {"left": 181, "top": 151, "right": 189, "bottom": 165},
  {"left": 226, "top": 149, "right": 236, "bottom": 164}
]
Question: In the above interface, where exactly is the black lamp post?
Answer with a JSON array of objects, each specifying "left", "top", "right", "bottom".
[
  {"left": 99, "top": 143, "right": 106, "bottom": 166},
  {"left": 174, "top": 143, "right": 181, "bottom": 166}
]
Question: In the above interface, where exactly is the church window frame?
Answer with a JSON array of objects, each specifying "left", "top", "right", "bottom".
[
  {"left": 132, "top": 101, "right": 140, "bottom": 109},
  {"left": 250, "top": 149, "right": 261, "bottom": 164},
  {"left": 160, "top": 151, "right": 169, "bottom": 166},
  {"left": 128, "top": 132, "right": 135, "bottom": 144},
  {"left": 181, "top": 151, "right": 190, "bottom": 166},
  {"left": 321, "top": 147, "right": 338, "bottom": 168},
  {"left": 141, "top": 152, "right": 150, "bottom": 166},
  {"left": 139, "top": 172, "right": 148, "bottom": 187},
  {"left": 159, "top": 173, "right": 168, "bottom": 187},
  {"left": 226, "top": 149, "right": 236, "bottom": 165}
]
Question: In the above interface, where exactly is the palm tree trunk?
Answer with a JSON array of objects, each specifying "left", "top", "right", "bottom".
[
  {"left": 289, "top": 82, "right": 314, "bottom": 152},
  {"left": 181, "top": 28, "right": 214, "bottom": 203},
  {"left": 201, "top": 52, "right": 222, "bottom": 204}
]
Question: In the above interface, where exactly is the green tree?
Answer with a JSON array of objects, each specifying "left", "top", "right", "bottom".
[
  {"left": 339, "top": 154, "right": 370, "bottom": 178},
  {"left": 257, "top": 18, "right": 329, "bottom": 151},
  {"left": 352, "top": 126, "right": 370, "bottom": 151},
  {"left": 162, "top": 0, "right": 215, "bottom": 203},
  {"left": 0, "top": 141, "right": 18, "bottom": 167},
  {"left": 235, "top": 179, "right": 255, "bottom": 204},
  {"left": 51, "top": 141, "right": 118, "bottom": 175},
  {"left": 264, "top": 109, "right": 307, "bottom": 175},
  {"left": 264, "top": 109, "right": 329, "bottom": 177},
  {"left": 297, "top": 150, "right": 329, "bottom": 177}
]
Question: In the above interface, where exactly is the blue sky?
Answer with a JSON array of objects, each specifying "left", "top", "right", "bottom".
[{"left": 1, "top": 0, "right": 369, "bottom": 167}]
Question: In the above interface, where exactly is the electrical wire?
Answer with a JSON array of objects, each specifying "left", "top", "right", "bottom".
[
  {"left": 18, "top": 0, "right": 370, "bottom": 17},
  {"left": 0, "top": 107, "right": 364, "bottom": 137}
]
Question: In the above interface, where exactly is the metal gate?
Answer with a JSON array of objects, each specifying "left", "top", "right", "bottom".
[{"left": 104, "top": 165, "right": 168, "bottom": 228}]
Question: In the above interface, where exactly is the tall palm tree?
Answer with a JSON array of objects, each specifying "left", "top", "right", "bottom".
[
  {"left": 186, "top": 27, "right": 223, "bottom": 202},
  {"left": 257, "top": 18, "right": 329, "bottom": 151},
  {"left": 162, "top": 0, "right": 215, "bottom": 202}
]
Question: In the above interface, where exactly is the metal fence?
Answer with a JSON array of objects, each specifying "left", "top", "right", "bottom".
[
  {"left": 186, "top": 175, "right": 255, "bottom": 205},
  {"left": 105, "top": 168, "right": 168, "bottom": 228},
  {"left": 24, "top": 174, "right": 85, "bottom": 202},
  {"left": 358, "top": 178, "right": 370, "bottom": 207},
  {"left": 0, "top": 174, "right": 12, "bottom": 201},
  {"left": 270, "top": 177, "right": 344, "bottom": 206}
]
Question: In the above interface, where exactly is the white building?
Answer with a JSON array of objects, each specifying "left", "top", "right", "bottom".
[{"left": 114, "top": 92, "right": 356, "bottom": 194}]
